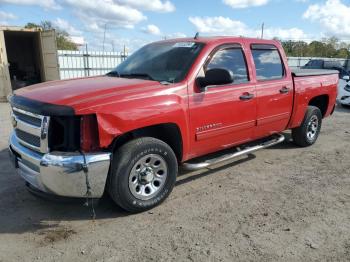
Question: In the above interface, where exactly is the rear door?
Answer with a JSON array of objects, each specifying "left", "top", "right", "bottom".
[
  {"left": 40, "top": 30, "right": 60, "bottom": 81},
  {"left": 0, "top": 30, "right": 11, "bottom": 100},
  {"left": 189, "top": 44, "right": 257, "bottom": 157},
  {"left": 251, "top": 44, "right": 293, "bottom": 138}
]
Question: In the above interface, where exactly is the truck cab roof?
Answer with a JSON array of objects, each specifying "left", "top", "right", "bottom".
[{"left": 156, "top": 36, "right": 282, "bottom": 46}]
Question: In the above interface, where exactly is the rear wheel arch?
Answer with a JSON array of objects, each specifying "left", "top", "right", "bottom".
[{"left": 308, "top": 95, "right": 329, "bottom": 117}]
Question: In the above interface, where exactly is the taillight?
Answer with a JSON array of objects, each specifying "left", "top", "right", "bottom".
[{"left": 80, "top": 115, "right": 100, "bottom": 152}]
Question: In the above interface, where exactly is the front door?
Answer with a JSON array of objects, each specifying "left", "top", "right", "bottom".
[
  {"left": 188, "top": 45, "right": 257, "bottom": 158},
  {"left": 251, "top": 44, "right": 293, "bottom": 138}
]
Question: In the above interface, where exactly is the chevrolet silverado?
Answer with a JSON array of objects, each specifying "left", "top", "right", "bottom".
[{"left": 8, "top": 37, "right": 338, "bottom": 212}]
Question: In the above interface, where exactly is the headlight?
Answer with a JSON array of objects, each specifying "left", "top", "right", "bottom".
[{"left": 49, "top": 116, "right": 80, "bottom": 152}]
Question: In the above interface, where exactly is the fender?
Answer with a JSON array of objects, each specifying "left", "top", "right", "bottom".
[{"left": 84, "top": 88, "right": 191, "bottom": 161}]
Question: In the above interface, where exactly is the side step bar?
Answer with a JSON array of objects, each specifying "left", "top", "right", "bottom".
[{"left": 182, "top": 134, "right": 285, "bottom": 171}]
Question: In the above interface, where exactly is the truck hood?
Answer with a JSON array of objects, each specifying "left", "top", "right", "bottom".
[{"left": 14, "top": 76, "right": 164, "bottom": 112}]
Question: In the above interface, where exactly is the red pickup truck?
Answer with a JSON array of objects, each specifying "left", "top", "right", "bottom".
[{"left": 8, "top": 37, "right": 338, "bottom": 212}]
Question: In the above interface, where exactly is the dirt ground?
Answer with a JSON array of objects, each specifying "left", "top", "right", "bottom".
[{"left": 0, "top": 102, "right": 349, "bottom": 262}]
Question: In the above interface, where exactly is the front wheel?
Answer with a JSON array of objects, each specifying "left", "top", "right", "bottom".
[
  {"left": 108, "top": 137, "right": 178, "bottom": 213},
  {"left": 292, "top": 106, "right": 322, "bottom": 147}
]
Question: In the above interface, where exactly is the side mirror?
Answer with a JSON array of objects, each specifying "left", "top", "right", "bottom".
[
  {"left": 343, "top": 75, "right": 350, "bottom": 81},
  {"left": 197, "top": 68, "right": 233, "bottom": 90}
]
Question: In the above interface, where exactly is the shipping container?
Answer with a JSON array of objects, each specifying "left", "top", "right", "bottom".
[{"left": 0, "top": 26, "right": 60, "bottom": 102}]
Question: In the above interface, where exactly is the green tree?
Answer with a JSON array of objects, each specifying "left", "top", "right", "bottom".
[
  {"left": 281, "top": 37, "right": 350, "bottom": 58},
  {"left": 281, "top": 40, "right": 294, "bottom": 56},
  {"left": 25, "top": 21, "right": 78, "bottom": 50},
  {"left": 307, "top": 41, "right": 326, "bottom": 57},
  {"left": 334, "top": 48, "right": 349, "bottom": 58}
]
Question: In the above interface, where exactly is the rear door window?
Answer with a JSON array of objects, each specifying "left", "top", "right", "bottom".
[{"left": 251, "top": 45, "right": 284, "bottom": 81}]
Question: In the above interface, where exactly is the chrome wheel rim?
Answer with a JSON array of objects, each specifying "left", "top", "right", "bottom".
[
  {"left": 307, "top": 115, "right": 319, "bottom": 140},
  {"left": 129, "top": 154, "right": 168, "bottom": 200}
]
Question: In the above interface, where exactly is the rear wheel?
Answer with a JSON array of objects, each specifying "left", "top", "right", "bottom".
[
  {"left": 292, "top": 106, "right": 322, "bottom": 147},
  {"left": 109, "top": 137, "right": 178, "bottom": 213}
]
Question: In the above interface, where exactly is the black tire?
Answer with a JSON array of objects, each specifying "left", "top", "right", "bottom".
[
  {"left": 108, "top": 137, "right": 178, "bottom": 213},
  {"left": 292, "top": 106, "right": 322, "bottom": 147}
]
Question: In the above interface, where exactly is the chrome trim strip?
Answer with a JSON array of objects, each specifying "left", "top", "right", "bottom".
[
  {"left": 39, "top": 116, "right": 50, "bottom": 152},
  {"left": 13, "top": 107, "right": 44, "bottom": 120}
]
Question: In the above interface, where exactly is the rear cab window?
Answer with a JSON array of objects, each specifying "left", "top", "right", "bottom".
[
  {"left": 251, "top": 44, "right": 285, "bottom": 81},
  {"left": 205, "top": 44, "right": 249, "bottom": 85}
]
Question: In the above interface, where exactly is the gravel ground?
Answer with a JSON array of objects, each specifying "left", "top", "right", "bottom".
[{"left": 0, "top": 102, "right": 349, "bottom": 262}]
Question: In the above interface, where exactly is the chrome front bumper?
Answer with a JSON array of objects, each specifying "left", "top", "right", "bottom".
[{"left": 8, "top": 132, "right": 111, "bottom": 198}]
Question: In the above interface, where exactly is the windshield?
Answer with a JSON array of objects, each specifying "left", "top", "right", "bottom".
[{"left": 109, "top": 41, "right": 205, "bottom": 83}]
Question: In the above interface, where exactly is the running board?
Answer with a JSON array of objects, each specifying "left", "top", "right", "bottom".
[{"left": 182, "top": 134, "right": 285, "bottom": 171}]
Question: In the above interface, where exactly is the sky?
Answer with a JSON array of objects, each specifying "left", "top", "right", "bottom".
[{"left": 1, "top": 0, "right": 350, "bottom": 52}]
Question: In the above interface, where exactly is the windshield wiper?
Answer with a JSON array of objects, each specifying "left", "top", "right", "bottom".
[
  {"left": 106, "top": 71, "right": 120, "bottom": 77},
  {"left": 120, "top": 73, "right": 155, "bottom": 81}
]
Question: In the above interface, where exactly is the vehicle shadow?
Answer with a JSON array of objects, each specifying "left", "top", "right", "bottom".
[
  {"left": 0, "top": 147, "right": 129, "bottom": 235},
  {"left": 0, "top": 147, "right": 257, "bottom": 235},
  {"left": 0, "top": 132, "right": 297, "bottom": 235}
]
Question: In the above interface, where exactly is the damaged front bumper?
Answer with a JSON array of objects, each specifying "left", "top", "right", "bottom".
[{"left": 8, "top": 132, "right": 111, "bottom": 198}]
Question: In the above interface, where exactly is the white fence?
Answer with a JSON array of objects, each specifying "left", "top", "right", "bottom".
[{"left": 58, "top": 50, "right": 127, "bottom": 80}]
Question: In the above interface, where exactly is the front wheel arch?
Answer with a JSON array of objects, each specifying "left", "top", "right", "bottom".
[{"left": 108, "top": 123, "right": 183, "bottom": 162}]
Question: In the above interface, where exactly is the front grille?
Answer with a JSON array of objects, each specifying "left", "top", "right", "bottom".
[
  {"left": 13, "top": 110, "right": 42, "bottom": 127},
  {"left": 11, "top": 107, "right": 50, "bottom": 153},
  {"left": 15, "top": 129, "right": 41, "bottom": 148}
]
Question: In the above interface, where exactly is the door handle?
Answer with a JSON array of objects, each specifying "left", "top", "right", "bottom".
[
  {"left": 280, "top": 87, "right": 290, "bottom": 94},
  {"left": 239, "top": 93, "right": 254, "bottom": 101}
]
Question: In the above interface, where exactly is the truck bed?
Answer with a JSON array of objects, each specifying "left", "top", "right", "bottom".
[
  {"left": 292, "top": 69, "right": 339, "bottom": 77},
  {"left": 292, "top": 68, "right": 339, "bottom": 77}
]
